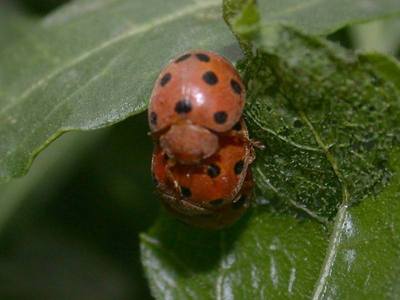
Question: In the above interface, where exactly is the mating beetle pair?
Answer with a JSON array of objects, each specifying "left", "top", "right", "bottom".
[{"left": 148, "top": 50, "right": 256, "bottom": 229}]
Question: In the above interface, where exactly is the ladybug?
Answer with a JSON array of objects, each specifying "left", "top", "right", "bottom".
[
  {"left": 148, "top": 50, "right": 245, "bottom": 164},
  {"left": 151, "top": 118, "right": 255, "bottom": 229}
]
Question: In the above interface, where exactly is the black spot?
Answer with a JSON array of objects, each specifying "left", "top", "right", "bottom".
[
  {"left": 150, "top": 112, "right": 157, "bottom": 126},
  {"left": 230, "top": 79, "right": 242, "bottom": 94},
  {"left": 196, "top": 53, "right": 210, "bottom": 62},
  {"left": 232, "top": 121, "right": 242, "bottom": 131},
  {"left": 175, "top": 99, "right": 192, "bottom": 114},
  {"left": 210, "top": 199, "right": 224, "bottom": 207},
  {"left": 181, "top": 186, "right": 192, "bottom": 198},
  {"left": 214, "top": 111, "right": 228, "bottom": 124},
  {"left": 163, "top": 153, "right": 169, "bottom": 161},
  {"left": 232, "top": 195, "right": 246, "bottom": 210},
  {"left": 207, "top": 164, "right": 220, "bottom": 178},
  {"left": 175, "top": 53, "right": 191, "bottom": 63},
  {"left": 234, "top": 160, "right": 244, "bottom": 175},
  {"left": 160, "top": 73, "right": 172, "bottom": 86},
  {"left": 202, "top": 71, "right": 218, "bottom": 85}
]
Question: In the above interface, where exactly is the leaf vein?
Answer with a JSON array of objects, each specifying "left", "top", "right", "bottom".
[
  {"left": 249, "top": 113, "right": 323, "bottom": 153},
  {"left": 0, "top": 48, "right": 129, "bottom": 166},
  {"left": 256, "top": 167, "right": 328, "bottom": 224},
  {"left": 298, "top": 111, "right": 351, "bottom": 299},
  {"left": 0, "top": 0, "right": 219, "bottom": 116}
]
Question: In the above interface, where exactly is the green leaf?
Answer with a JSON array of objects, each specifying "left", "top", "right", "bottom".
[
  {"left": 350, "top": 19, "right": 400, "bottom": 55},
  {"left": 256, "top": 0, "right": 400, "bottom": 35},
  {"left": 141, "top": 2, "right": 400, "bottom": 299},
  {"left": 311, "top": 149, "right": 400, "bottom": 299},
  {"left": 246, "top": 26, "right": 400, "bottom": 219},
  {"left": 360, "top": 53, "right": 400, "bottom": 89},
  {"left": 142, "top": 148, "right": 400, "bottom": 299},
  {"left": 0, "top": 0, "right": 238, "bottom": 182},
  {"left": 141, "top": 210, "right": 329, "bottom": 299},
  {"left": 222, "top": 0, "right": 259, "bottom": 54}
]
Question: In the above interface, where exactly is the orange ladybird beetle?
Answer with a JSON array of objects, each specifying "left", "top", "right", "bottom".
[
  {"left": 152, "top": 119, "right": 255, "bottom": 229},
  {"left": 148, "top": 50, "right": 256, "bottom": 229},
  {"left": 148, "top": 50, "right": 246, "bottom": 165}
]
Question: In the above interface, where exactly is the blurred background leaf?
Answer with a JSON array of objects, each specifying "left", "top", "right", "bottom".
[
  {"left": 0, "top": 113, "right": 157, "bottom": 299},
  {"left": 0, "top": 0, "right": 38, "bottom": 45},
  {"left": 0, "top": 129, "right": 104, "bottom": 234}
]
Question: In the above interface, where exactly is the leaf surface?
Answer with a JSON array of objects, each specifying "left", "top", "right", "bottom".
[
  {"left": 0, "top": 0, "right": 238, "bottom": 182},
  {"left": 141, "top": 2, "right": 400, "bottom": 299},
  {"left": 257, "top": 0, "right": 400, "bottom": 35}
]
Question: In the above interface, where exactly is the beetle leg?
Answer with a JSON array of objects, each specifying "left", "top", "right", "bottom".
[{"left": 164, "top": 156, "right": 182, "bottom": 197}]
